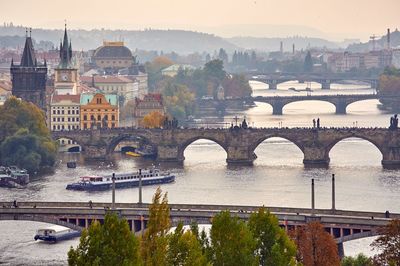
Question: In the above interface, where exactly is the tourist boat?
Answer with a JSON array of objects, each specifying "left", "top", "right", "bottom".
[
  {"left": 66, "top": 168, "right": 175, "bottom": 191},
  {"left": 0, "top": 166, "right": 29, "bottom": 188},
  {"left": 34, "top": 225, "right": 80, "bottom": 242},
  {"left": 126, "top": 151, "right": 141, "bottom": 157}
]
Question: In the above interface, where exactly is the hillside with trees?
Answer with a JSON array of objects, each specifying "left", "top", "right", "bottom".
[{"left": 378, "top": 67, "right": 400, "bottom": 111}]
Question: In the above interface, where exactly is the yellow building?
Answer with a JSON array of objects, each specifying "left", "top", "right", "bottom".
[{"left": 80, "top": 93, "right": 119, "bottom": 129}]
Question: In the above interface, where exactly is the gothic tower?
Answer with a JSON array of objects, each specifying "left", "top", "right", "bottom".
[
  {"left": 54, "top": 24, "right": 78, "bottom": 95},
  {"left": 10, "top": 29, "right": 47, "bottom": 110}
]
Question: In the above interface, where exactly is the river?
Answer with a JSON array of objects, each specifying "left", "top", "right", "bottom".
[{"left": 0, "top": 81, "right": 398, "bottom": 265}]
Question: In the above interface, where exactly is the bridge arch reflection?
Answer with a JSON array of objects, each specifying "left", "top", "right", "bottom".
[{"left": 180, "top": 137, "right": 228, "bottom": 162}]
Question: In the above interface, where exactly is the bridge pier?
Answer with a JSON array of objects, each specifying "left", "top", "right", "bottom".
[
  {"left": 157, "top": 145, "right": 184, "bottom": 164},
  {"left": 272, "top": 102, "right": 284, "bottom": 115},
  {"left": 303, "top": 145, "right": 330, "bottom": 167},
  {"left": 337, "top": 243, "right": 345, "bottom": 258},
  {"left": 382, "top": 146, "right": 400, "bottom": 169},
  {"left": 83, "top": 144, "right": 109, "bottom": 161},
  {"left": 335, "top": 102, "right": 347, "bottom": 114},
  {"left": 268, "top": 81, "right": 277, "bottom": 90},
  {"left": 226, "top": 146, "right": 256, "bottom": 165},
  {"left": 321, "top": 80, "right": 331, "bottom": 90}
]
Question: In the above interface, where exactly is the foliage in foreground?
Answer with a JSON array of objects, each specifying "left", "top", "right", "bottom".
[
  {"left": 0, "top": 97, "right": 57, "bottom": 173},
  {"left": 371, "top": 219, "right": 400, "bottom": 265},
  {"left": 341, "top": 253, "right": 372, "bottom": 266}
]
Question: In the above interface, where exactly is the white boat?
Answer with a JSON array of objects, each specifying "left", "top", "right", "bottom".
[
  {"left": 34, "top": 225, "right": 80, "bottom": 242},
  {"left": 66, "top": 168, "right": 175, "bottom": 191}
]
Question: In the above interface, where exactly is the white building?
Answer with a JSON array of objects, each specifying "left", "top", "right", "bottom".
[{"left": 50, "top": 94, "right": 81, "bottom": 131}]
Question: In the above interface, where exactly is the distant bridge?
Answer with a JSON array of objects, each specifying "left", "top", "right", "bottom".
[
  {"left": 247, "top": 73, "right": 379, "bottom": 90},
  {"left": 52, "top": 127, "right": 400, "bottom": 168},
  {"left": 0, "top": 201, "right": 395, "bottom": 248},
  {"left": 200, "top": 93, "right": 384, "bottom": 115}
]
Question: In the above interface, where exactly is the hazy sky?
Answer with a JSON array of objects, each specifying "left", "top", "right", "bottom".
[{"left": 1, "top": 0, "right": 399, "bottom": 40}]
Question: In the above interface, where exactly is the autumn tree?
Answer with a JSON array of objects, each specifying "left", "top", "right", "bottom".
[
  {"left": 303, "top": 51, "right": 313, "bottom": 73},
  {"left": 167, "top": 222, "right": 209, "bottom": 266},
  {"left": 378, "top": 67, "right": 400, "bottom": 111},
  {"left": 341, "top": 253, "right": 372, "bottom": 266},
  {"left": 248, "top": 208, "right": 297, "bottom": 266},
  {"left": 141, "top": 187, "right": 170, "bottom": 266},
  {"left": 142, "top": 111, "right": 165, "bottom": 128},
  {"left": 0, "top": 97, "right": 57, "bottom": 173},
  {"left": 371, "top": 219, "right": 400, "bottom": 265},
  {"left": 291, "top": 222, "right": 340, "bottom": 266},
  {"left": 210, "top": 211, "right": 258, "bottom": 266},
  {"left": 146, "top": 56, "right": 174, "bottom": 90},
  {"left": 68, "top": 212, "right": 141, "bottom": 266},
  {"left": 222, "top": 74, "right": 252, "bottom": 98},
  {"left": 161, "top": 81, "right": 195, "bottom": 120}
]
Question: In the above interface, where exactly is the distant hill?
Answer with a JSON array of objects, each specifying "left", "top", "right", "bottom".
[
  {"left": 0, "top": 26, "right": 239, "bottom": 54},
  {"left": 346, "top": 29, "right": 400, "bottom": 52},
  {"left": 226, "top": 36, "right": 343, "bottom": 51}
]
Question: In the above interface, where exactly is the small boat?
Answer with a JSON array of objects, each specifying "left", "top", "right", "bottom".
[
  {"left": 136, "top": 145, "right": 157, "bottom": 158},
  {"left": 66, "top": 168, "right": 175, "bottom": 191},
  {"left": 126, "top": 151, "right": 141, "bottom": 157},
  {"left": 0, "top": 166, "right": 29, "bottom": 188},
  {"left": 34, "top": 225, "right": 80, "bottom": 242},
  {"left": 67, "top": 162, "right": 77, "bottom": 168}
]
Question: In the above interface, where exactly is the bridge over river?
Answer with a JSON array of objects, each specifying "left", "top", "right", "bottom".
[
  {"left": 52, "top": 127, "right": 400, "bottom": 168},
  {"left": 0, "top": 201, "right": 396, "bottom": 256}
]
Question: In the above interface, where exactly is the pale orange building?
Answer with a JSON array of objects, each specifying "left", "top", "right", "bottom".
[{"left": 80, "top": 93, "right": 119, "bottom": 129}]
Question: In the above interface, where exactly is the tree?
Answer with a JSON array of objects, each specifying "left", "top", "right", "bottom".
[
  {"left": 141, "top": 187, "right": 170, "bottom": 266},
  {"left": 210, "top": 210, "right": 258, "bottom": 266},
  {"left": 341, "top": 253, "right": 372, "bottom": 266},
  {"left": 167, "top": 222, "right": 209, "bottom": 266},
  {"left": 142, "top": 111, "right": 166, "bottom": 128},
  {"left": 0, "top": 97, "right": 56, "bottom": 174},
  {"left": 378, "top": 67, "right": 400, "bottom": 111},
  {"left": 291, "top": 222, "right": 340, "bottom": 266},
  {"left": 371, "top": 219, "right": 400, "bottom": 265},
  {"left": 248, "top": 208, "right": 297, "bottom": 266},
  {"left": 303, "top": 51, "right": 313, "bottom": 73},
  {"left": 68, "top": 212, "right": 141, "bottom": 266},
  {"left": 222, "top": 74, "right": 252, "bottom": 98},
  {"left": 204, "top": 59, "right": 226, "bottom": 83},
  {"left": 161, "top": 81, "right": 195, "bottom": 120}
]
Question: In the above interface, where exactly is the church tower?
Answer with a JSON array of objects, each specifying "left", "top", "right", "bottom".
[
  {"left": 54, "top": 24, "right": 78, "bottom": 95},
  {"left": 10, "top": 29, "right": 47, "bottom": 110}
]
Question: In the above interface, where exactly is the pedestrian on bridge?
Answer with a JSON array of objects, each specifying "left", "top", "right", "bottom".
[
  {"left": 317, "top": 118, "right": 320, "bottom": 129},
  {"left": 313, "top": 119, "right": 316, "bottom": 128}
]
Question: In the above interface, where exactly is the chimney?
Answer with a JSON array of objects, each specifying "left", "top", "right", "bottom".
[
  {"left": 92, "top": 74, "right": 95, "bottom": 88},
  {"left": 280, "top": 41, "right": 283, "bottom": 54},
  {"left": 292, "top": 43, "right": 295, "bottom": 54},
  {"left": 387, "top": 28, "right": 391, "bottom": 50}
]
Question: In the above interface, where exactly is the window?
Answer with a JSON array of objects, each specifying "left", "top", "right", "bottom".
[
  {"left": 97, "top": 115, "right": 101, "bottom": 121},
  {"left": 112, "top": 123, "right": 115, "bottom": 128},
  {"left": 68, "top": 110, "right": 70, "bottom": 115},
  {"left": 53, "top": 125, "right": 56, "bottom": 130},
  {"left": 53, "top": 110, "right": 56, "bottom": 114},
  {"left": 57, "top": 110, "right": 60, "bottom": 114},
  {"left": 83, "top": 123, "right": 87, "bottom": 129},
  {"left": 111, "top": 115, "right": 115, "bottom": 121},
  {"left": 77, "top": 117, "right": 79, "bottom": 121},
  {"left": 84, "top": 115, "right": 87, "bottom": 121},
  {"left": 77, "top": 110, "right": 79, "bottom": 114},
  {"left": 104, "top": 115, "right": 108, "bottom": 120},
  {"left": 62, "top": 110, "right": 64, "bottom": 115},
  {"left": 91, "top": 115, "right": 95, "bottom": 121}
]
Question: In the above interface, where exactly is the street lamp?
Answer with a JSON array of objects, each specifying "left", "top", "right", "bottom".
[
  {"left": 112, "top": 173, "right": 116, "bottom": 210},
  {"left": 138, "top": 169, "right": 142, "bottom": 204}
]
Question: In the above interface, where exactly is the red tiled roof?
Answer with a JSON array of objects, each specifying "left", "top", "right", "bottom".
[{"left": 51, "top": 94, "right": 81, "bottom": 104}]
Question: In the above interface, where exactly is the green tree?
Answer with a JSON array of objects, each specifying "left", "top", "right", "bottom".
[
  {"left": 167, "top": 222, "right": 209, "bottom": 266},
  {"left": 68, "top": 212, "right": 141, "bottom": 266},
  {"left": 303, "top": 51, "right": 313, "bottom": 73},
  {"left": 204, "top": 59, "right": 226, "bottom": 83},
  {"left": 248, "top": 208, "right": 297, "bottom": 266},
  {"left": 210, "top": 211, "right": 258, "bottom": 266},
  {"left": 371, "top": 219, "right": 400, "bottom": 265},
  {"left": 341, "top": 253, "right": 372, "bottom": 266},
  {"left": 0, "top": 97, "right": 56, "bottom": 173},
  {"left": 161, "top": 81, "right": 195, "bottom": 120},
  {"left": 141, "top": 187, "right": 170, "bottom": 266}
]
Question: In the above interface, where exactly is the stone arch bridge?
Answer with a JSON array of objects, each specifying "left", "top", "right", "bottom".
[
  {"left": 252, "top": 94, "right": 379, "bottom": 115},
  {"left": 52, "top": 127, "right": 400, "bottom": 168}
]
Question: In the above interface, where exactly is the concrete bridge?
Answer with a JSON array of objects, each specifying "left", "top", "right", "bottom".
[
  {"left": 252, "top": 94, "right": 378, "bottom": 115},
  {"left": 52, "top": 127, "right": 400, "bottom": 168},
  {"left": 248, "top": 73, "right": 379, "bottom": 90},
  {"left": 0, "top": 201, "right": 396, "bottom": 249}
]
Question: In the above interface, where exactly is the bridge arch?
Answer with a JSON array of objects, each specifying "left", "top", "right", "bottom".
[
  {"left": 106, "top": 133, "right": 156, "bottom": 155},
  {"left": 326, "top": 136, "right": 384, "bottom": 163},
  {"left": 282, "top": 100, "right": 336, "bottom": 115},
  {"left": 53, "top": 135, "right": 84, "bottom": 152},
  {"left": 178, "top": 137, "right": 228, "bottom": 161},
  {"left": 0, "top": 215, "right": 83, "bottom": 231},
  {"left": 250, "top": 135, "right": 305, "bottom": 159}
]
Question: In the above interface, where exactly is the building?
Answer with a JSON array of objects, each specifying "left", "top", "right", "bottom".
[
  {"left": 54, "top": 26, "right": 79, "bottom": 95},
  {"left": 10, "top": 31, "right": 47, "bottom": 110},
  {"left": 134, "top": 93, "right": 164, "bottom": 127},
  {"left": 49, "top": 94, "right": 81, "bottom": 131},
  {"left": 80, "top": 75, "right": 139, "bottom": 104},
  {"left": 161, "top": 64, "right": 196, "bottom": 77},
  {"left": 80, "top": 93, "right": 119, "bottom": 129},
  {"left": 92, "top": 41, "right": 135, "bottom": 70}
]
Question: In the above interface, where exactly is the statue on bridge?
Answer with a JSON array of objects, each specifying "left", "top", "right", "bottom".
[
  {"left": 389, "top": 114, "right": 398, "bottom": 130},
  {"left": 163, "top": 117, "right": 179, "bottom": 129}
]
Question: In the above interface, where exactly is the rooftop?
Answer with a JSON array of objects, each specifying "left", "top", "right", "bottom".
[
  {"left": 80, "top": 93, "right": 118, "bottom": 106},
  {"left": 51, "top": 94, "right": 80, "bottom": 104},
  {"left": 80, "top": 75, "right": 134, "bottom": 84}
]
